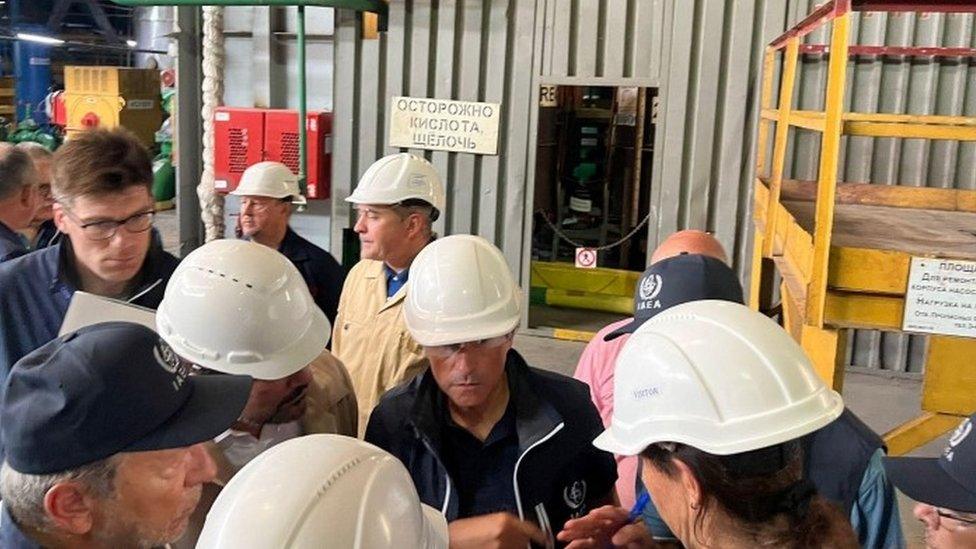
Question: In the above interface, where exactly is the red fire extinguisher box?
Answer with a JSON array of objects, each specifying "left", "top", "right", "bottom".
[
  {"left": 264, "top": 110, "right": 332, "bottom": 199},
  {"left": 214, "top": 107, "right": 333, "bottom": 199},
  {"left": 213, "top": 107, "right": 265, "bottom": 193}
]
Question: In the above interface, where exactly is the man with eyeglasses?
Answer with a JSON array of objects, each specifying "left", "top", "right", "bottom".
[
  {"left": 0, "top": 144, "right": 40, "bottom": 263},
  {"left": 0, "top": 128, "right": 179, "bottom": 384},
  {"left": 15, "top": 143, "right": 58, "bottom": 250},
  {"left": 885, "top": 413, "right": 976, "bottom": 548},
  {"left": 365, "top": 235, "right": 617, "bottom": 549},
  {"left": 231, "top": 161, "right": 345, "bottom": 324}
]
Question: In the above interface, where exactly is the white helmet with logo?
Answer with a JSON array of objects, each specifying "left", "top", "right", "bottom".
[
  {"left": 346, "top": 153, "right": 445, "bottom": 212},
  {"left": 156, "top": 239, "right": 329, "bottom": 380},
  {"left": 594, "top": 300, "right": 843, "bottom": 456},
  {"left": 404, "top": 234, "right": 520, "bottom": 346},
  {"left": 231, "top": 161, "right": 306, "bottom": 205},
  {"left": 198, "top": 434, "right": 450, "bottom": 549}
]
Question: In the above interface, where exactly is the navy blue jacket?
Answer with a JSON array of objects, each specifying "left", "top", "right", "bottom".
[
  {"left": 29, "top": 220, "right": 59, "bottom": 250},
  {"left": 277, "top": 227, "right": 345, "bottom": 325},
  {"left": 0, "top": 222, "right": 28, "bottom": 263},
  {"left": 0, "top": 239, "right": 179, "bottom": 381},
  {"left": 365, "top": 350, "right": 617, "bottom": 543},
  {"left": 804, "top": 408, "right": 885, "bottom": 515}
]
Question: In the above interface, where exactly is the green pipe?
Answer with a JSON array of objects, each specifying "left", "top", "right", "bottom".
[{"left": 297, "top": 4, "right": 307, "bottom": 195}]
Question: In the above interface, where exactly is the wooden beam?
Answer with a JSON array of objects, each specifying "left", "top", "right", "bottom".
[
  {"left": 885, "top": 413, "right": 963, "bottom": 457},
  {"left": 779, "top": 179, "right": 976, "bottom": 213},
  {"left": 828, "top": 247, "right": 910, "bottom": 294},
  {"left": 824, "top": 291, "right": 904, "bottom": 330}
]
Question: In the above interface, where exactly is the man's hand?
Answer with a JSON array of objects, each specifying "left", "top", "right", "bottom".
[
  {"left": 449, "top": 512, "right": 548, "bottom": 549},
  {"left": 557, "top": 505, "right": 656, "bottom": 548}
]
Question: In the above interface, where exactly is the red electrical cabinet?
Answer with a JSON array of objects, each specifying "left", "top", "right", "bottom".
[
  {"left": 213, "top": 107, "right": 332, "bottom": 199},
  {"left": 264, "top": 110, "right": 332, "bottom": 199},
  {"left": 213, "top": 107, "right": 265, "bottom": 193}
]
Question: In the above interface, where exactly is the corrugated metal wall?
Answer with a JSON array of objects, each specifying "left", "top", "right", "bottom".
[
  {"left": 537, "top": 0, "right": 666, "bottom": 85},
  {"left": 223, "top": 6, "right": 335, "bottom": 111},
  {"left": 220, "top": 7, "right": 336, "bottom": 253},
  {"left": 328, "top": 1, "right": 975, "bottom": 373},
  {"left": 331, "top": 1, "right": 538, "bottom": 279}
]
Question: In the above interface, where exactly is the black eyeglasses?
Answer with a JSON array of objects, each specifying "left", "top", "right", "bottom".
[
  {"left": 60, "top": 205, "right": 154, "bottom": 241},
  {"left": 938, "top": 509, "right": 976, "bottom": 529}
]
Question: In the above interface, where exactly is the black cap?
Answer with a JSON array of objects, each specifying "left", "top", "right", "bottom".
[
  {"left": 2, "top": 322, "right": 252, "bottom": 475},
  {"left": 604, "top": 254, "right": 744, "bottom": 341},
  {"left": 884, "top": 414, "right": 976, "bottom": 513}
]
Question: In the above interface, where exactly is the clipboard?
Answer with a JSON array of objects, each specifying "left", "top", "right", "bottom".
[{"left": 59, "top": 291, "right": 157, "bottom": 336}]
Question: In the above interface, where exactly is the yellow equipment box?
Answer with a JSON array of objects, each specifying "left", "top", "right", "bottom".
[
  {"left": 63, "top": 66, "right": 162, "bottom": 146},
  {"left": 0, "top": 76, "right": 15, "bottom": 118}
]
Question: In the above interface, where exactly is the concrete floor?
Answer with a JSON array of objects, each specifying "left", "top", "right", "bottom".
[
  {"left": 514, "top": 331, "right": 936, "bottom": 548},
  {"left": 159, "top": 209, "right": 932, "bottom": 546}
]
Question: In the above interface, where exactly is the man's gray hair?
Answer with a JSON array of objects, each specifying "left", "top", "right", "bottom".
[
  {"left": 394, "top": 199, "right": 439, "bottom": 238},
  {"left": 0, "top": 144, "right": 37, "bottom": 201},
  {"left": 0, "top": 458, "right": 120, "bottom": 533}
]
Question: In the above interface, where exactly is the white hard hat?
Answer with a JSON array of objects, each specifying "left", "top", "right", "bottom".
[
  {"left": 231, "top": 161, "right": 307, "bottom": 205},
  {"left": 156, "top": 240, "right": 330, "bottom": 380},
  {"left": 197, "top": 434, "right": 449, "bottom": 549},
  {"left": 594, "top": 300, "right": 843, "bottom": 457},
  {"left": 346, "top": 153, "right": 445, "bottom": 211},
  {"left": 404, "top": 234, "right": 520, "bottom": 347}
]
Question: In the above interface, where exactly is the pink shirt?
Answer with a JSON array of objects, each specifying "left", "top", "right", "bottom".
[{"left": 572, "top": 319, "right": 637, "bottom": 508}]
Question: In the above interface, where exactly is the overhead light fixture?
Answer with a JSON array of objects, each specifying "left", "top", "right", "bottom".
[
  {"left": 16, "top": 33, "right": 65, "bottom": 46},
  {"left": 126, "top": 39, "right": 138, "bottom": 48}
]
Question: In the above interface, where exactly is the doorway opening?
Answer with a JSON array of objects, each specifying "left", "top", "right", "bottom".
[{"left": 529, "top": 85, "right": 657, "bottom": 336}]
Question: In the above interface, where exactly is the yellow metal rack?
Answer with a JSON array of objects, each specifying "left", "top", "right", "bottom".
[{"left": 751, "top": 0, "right": 976, "bottom": 455}]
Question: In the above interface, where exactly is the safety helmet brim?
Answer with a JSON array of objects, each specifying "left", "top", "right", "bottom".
[
  {"left": 408, "top": 315, "right": 520, "bottom": 348},
  {"left": 157, "top": 306, "right": 329, "bottom": 381},
  {"left": 230, "top": 187, "right": 307, "bottom": 206},
  {"left": 593, "top": 390, "right": 843, "bottom": 457}
]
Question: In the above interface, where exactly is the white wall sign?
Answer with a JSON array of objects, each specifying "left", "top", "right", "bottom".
[
  {"left": 902, "top": 257, "right": 976, "bottom": 338},
  {"left": 389, "top": 96, "right": 500, "bottom": 155}
]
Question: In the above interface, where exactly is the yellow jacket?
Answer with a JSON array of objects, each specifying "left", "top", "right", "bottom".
[{"left": 331, "top": 259, "right": 428, "bottom": 436}]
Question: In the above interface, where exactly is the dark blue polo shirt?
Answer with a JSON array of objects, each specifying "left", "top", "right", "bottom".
[
  {"left": 441, "top": 401, "right": 519, "bottom": 518},
  {"left": 384, "top": 264, "right": 408, "bottom": 298}
]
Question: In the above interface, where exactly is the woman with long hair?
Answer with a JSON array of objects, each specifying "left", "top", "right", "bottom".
[{"left": 559, "top": 301, "right": 860, "bottom": 548}]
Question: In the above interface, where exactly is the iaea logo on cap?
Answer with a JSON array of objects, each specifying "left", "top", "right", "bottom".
[
  {"left": 154, "top": 340, "right": 189, "bottom": 391},
  {"left": 945, "top": 418, "right": 973, "bottom": 462},
  {"left": 639, "top": 274, "right": 663, "bottom": 301}
]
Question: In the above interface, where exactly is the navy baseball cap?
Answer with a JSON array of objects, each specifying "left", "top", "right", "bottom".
[
  {"left": 884, "top": 414, "right": 976, "bottom": 513},
  {"left": 2, "top": 322, "right": 252, "bottom": 475},
  {"left": 604, "top": 254, "right": 744, "bottom": 341}
]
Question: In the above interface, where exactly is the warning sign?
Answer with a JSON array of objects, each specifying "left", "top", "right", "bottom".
[
  {"left": 575, "top": 248, "right": 597, "bottom": 269},
  {"left": 389, "top": 96, "right": 500, "bottom": 155},
  {"left": 902, "top": 257, "right": 976, "bottom": 338}
]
